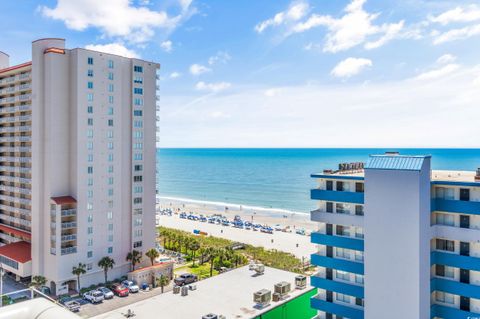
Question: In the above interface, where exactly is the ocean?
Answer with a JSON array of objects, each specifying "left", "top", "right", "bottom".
[{"left": 156, "top": 148, "right": 480, "bottom": 213}]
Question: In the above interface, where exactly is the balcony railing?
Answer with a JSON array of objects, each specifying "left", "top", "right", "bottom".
[
  {"left": 61, "top": 234, "right": 77, "bottom": 242},
  {"left": 61, "top": 222, "right": 77, "bottom": 229},
  {"left": 0, "top": 204, "right": 30, "bottom": 215},
  {"left": 0, "top": 104, "right": 31, "bottom": 114},
  {"left": 61, "top": 209, "right": 76, "bottom": 217},
  {"left": 61, "top": 246, "right": 77, "bottom": 255},
  {"left": 0, "top": 127, "right": 31, "bottom": 133}
]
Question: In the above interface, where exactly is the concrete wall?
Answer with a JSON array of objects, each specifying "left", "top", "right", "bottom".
[
  {"left": 364, "top": 158, "right": 431, "bottom": 319},
  {"left": 0, "top": 52, "right": 8, "bottom": 69}
]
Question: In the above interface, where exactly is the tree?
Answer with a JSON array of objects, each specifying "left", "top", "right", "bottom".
[
  {"left": 126, "top": 250, "right": 142, "bottom": 271},
  {"left": 160, "top": 228, "right": 169, "bottom": 249},
  {"left": 189, "top": 240, "right": 200, "bottom": 267},
  {"left": 156, "top": 274, "right": 170, "bottom": 293},
  {"left": 29, "top": 275, "right": 47, "bottom": 289},
  {"left": 205, "top": 247, "right": 219, "bottom": 277},
  {"left": 145, "top": 248, "right": 160, "bottom": 266},
  {"left": 98, "top": 257, "right": 115, "bottom": 284},
  {"left": 71, "top": 263, "right": 86, "bottom": 291}
]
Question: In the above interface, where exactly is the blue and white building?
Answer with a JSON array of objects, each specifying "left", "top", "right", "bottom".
[{"left": 310, "top": 153, "right": 480, "bottom": 319}]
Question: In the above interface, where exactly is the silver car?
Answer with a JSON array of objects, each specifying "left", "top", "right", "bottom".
[{"left": 97, "top": 287, "right": 114, "bottom": 299}]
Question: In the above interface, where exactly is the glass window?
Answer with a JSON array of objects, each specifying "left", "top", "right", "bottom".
[
  {"left": 87, "top": 190, "right": 93, "bottom": 198},
  {"left": 87, "top": 81, "right": 93, "bottom": 89},
  {"left": 87, "top": 142, "right": 93, "bottom": 150},
  {"left": 336, "top": 270, "right": 350, "bottom": 281},
  {"left": 108, "top": 60, "right": 114, "bottom": 68},
  {"left": 109, "top": 96, "right": 114, "bottom": 103},
  {"left": 87, "top": 57, "right": 93, "bottom": 65},
  {"left": 87, "top": 251, "right": 93, "bottom": 258},
  {"left": 134, "top": 153, "right": 143, "bottom": 160},
  {"left": 87, "top": 238, "right": 93, "bottom": 246},
  {"left": 87, "top": 214, "right": 93, "bottom": 222},
  {"left": 436, "top": 239, "right": 455, "bottom": 252},
  {"left": 108, "top": 165, "right": 114, "bottom": 173},
  {"left": 87, "top": 69, "right": 94, "bottom": 77},
  {"left": 87, "top": 130, "right": 93, "bottom": 138},
  {"left": 107, "top": 130, "right": 113, "bottom": 138},
  {"left": 87, "top": 118, "right": 93, "bottom": 126},
  {"left": 134, "top": 241, "right": 142, "bottom": 248},
  {"left": 134, "top": 165, "right": 143, "bottom": 171},
  {"left": 108, "top": 84, "right": 114, "bottom": 92},
  {"left": 134, "top": 65, "right": 143, "bottom": 73},
  {"left": 134, "top": 120, "right": 143, "bottom": 128},
  {"left": 87, "top": 263, "right": 92, "bottom": 270},
  {"left": 436, "top": 213, "right": 455, "bottom": 226},
  {"left": 134, "top": 88, "right": 143, "bottom": 95},
  {"left": 108, "top": 142, "right": 113, "bottom": 149},
  {"left": 435, "top": 291, "right": 454, "bottom": 304},
  {"left": 108, "top": 72, "right": 114, "bottom": 80},
  {"left": 87, "top": 226, "right": 93, "bottom": 234},
  {"left": 108, "top": 119, "right": 113, "bottom": 126},
  {"left": 88, "top": 178, "right": 93, "bottom": 186},
  {"left": 134, "top": 110, "right": 142, "bottom": 116},
  {"left": 87, "top": 93, "right": 93, "bottom": 101},
  {"left": 336, "top": 293, "right": 350, "bottom": 304},
  {"left": 107, "top": 211, "right": 113, "bottom": 219},
  {"left": 335, "top": 248, "right": 351, "bottom": 259},
  {"left": 87, "top": 202, "right": 93, "bottom": 210},
  {"left": 134, "top": 98, "right": 143, "bottom": 106},
  {"left": 108, "top": 177, "right": 114, "bottom": 185},
  {"left": 134, "top": 186, "right": 143, "bottom": 193},
  {"left": 355, "top": 274, "right": 364, "bottom": 284},
  {"left": 108, "top": 224, "right": 113, "bottom": 231},
  {"left": 108, "top": 154, "right": 114, "bottom": 161},
  {"left": 107, "top": 247, "right": 113, "bottom": 254},
  {"left": 87, "top": 106, "right": 93, "bottom": 113},
  {"left": 108, "top": 188, "right": 113, "bottom": 196},
  {"left": 355, "top": 251, "right": 364, "bottom": 262},
  {"left": 108, "top": 234, "right": 113, "bottom": 242},
  {"left": 134, "top": 77, "right": 143, "bottom": 84},
  {"left": 87, "top": 166, "right": 93, "bottom": 174},
  {"left": 134, "top": 175, "right": 143, "bottom": 182}
]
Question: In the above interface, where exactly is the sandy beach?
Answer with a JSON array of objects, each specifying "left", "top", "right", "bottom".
[{"left": 157, "top": 197, "right": 317, "bottom": 260}]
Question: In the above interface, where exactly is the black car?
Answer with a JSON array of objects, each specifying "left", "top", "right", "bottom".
[{"left": 174, "top": 273, "right": 198, "bottom": 286}]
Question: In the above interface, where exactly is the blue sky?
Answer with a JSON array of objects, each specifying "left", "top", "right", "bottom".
[{"left": 1, "top": 0, "right": 480, "bottom": 147}]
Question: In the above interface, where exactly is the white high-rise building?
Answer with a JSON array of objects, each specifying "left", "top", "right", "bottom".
[{"left": 0, "top": 38, "right": 159, "bottom": 295}]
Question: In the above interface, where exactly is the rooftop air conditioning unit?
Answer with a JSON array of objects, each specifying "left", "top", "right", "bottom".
[
  {"left": 295, "top": 275, "right": 307, "bottom": 289},
  {"left": 253, "top": 289, "right": 271, "bottom": 308},
  {"left": 202, "top": 314, "right": 218, "bottom": 319},
  {"left": 274, "top": 281, "right": 291, "bottom": 297},
  {"left": 253, "top": 264, "right": 265, "bottom": 275}
]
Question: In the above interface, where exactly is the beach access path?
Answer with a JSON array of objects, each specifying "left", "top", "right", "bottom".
[{"left": 158, "top": 214, "right": 316, "bottom": 260}]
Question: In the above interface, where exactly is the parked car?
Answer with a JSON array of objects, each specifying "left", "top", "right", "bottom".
[
  {"left": 97, "top": 287, "right": 114, "bottom": 299},
  {"left": 111, "top": 283, "right": 129, "bottom": 297},
  {"left": 83, "top": 290, "right": 104, "bottom": 304},
  {"left": 122, "top": 280, "right": 140, "bottom": 293},
  {"left": 63, "top": 300, "right": 81, "bottom": 312},
  {"left": 174, "top": 273, "right": 198, "bottom": 286}
]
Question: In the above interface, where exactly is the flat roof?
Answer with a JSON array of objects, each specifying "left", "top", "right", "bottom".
[
  {"left": 92, "top": 266, "right": 313, "bottom": 319},
  {"left": 51, "top": 196, "right": 77, "bottom": 205},
  {"left": 0, "top": 225, "right": 31, "bottom": 240},
  {"left": 0, "top": 241, "right": 31, "bottom": 263},
  {"left": 0, "top": 61, "right": 32, "bottom": 75}
]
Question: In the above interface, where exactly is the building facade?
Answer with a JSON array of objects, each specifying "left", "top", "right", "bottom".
[
  {"left": 310, "top": 153, "right": 480, "bottom": 319},
  {"left": 0, "top": 38, "right": 159, "bottom": 294}
]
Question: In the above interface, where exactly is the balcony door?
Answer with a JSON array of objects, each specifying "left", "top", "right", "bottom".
[
  {"left": 460, "top": 242, "right": 470, "bottom": 256},
  {"left": 460, "top": 269, "right": 470, "bottom": 284},
  {"left": 460, "top": 215, "right": 470, "bottom": 229}
]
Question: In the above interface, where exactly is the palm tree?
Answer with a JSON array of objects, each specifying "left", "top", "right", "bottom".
[
  {"left": 29, "top": 275, "right": 47, "bottom": 289},
  {"left": 71, "top": 263, "right": 86, "bottom": 291},
  {"left": 198, "top": 247, "right": 207, "bottom": 265},
  {"left": 145, "top": 248, "right": 160, "bottom": 266},
  {"left": 205, "top": 247, "right": 219, "bottom": 277},
  {"left": 157, "top": 274, "right": 170, "bottom": 293},
  {"left": 160, "top": 228, "right": 170, "bottom": 249},
  {"left": 189, "top": 240, "right": 200, "bottom": 267},
  {"left": 98, "top": 256, "right": 115, "bottom": 284},
  {"left": 126, "top": 250, "right": 142, "bottom": 271}
]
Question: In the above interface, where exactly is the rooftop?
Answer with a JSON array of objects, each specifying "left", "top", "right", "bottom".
[
  {"left": 51, "top": 196, "right": 77, "bottom": 205},
  {"left": 92, "top": 266, "right": 313, "bottom": 319},
  {"left": 0, "top": 241, "right": 31, "bottom": 263}
]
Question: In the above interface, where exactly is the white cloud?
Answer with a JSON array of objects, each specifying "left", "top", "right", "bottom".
[
  {"left": 436, "top": 54, "right": 456, "bottom": 64},
  {"left": 429, "top": 5, "right": 480, "bottom": 25},
  {"left": 331, "top": 57, "right": 372, "bottom": 78},
  {"left": 433, "top": 24, "right": 480, "bottom": 44},
  {"left": 289, "top": 0, "right": 405, "bottom": 52},
  {"left": 195, "top": 81, "right": 231, "bottom": 93},
  {"left": 414, "top": 63, "right": 460, "bottom": 81},
  {"left": 208, "top": 51, "right": 231, "bottom": 65},
  {"left": 40, "top": 0, "right": 194, "bottom": 43},
  {"left": 209, "top": 111, "right": 231, "bottom": 119},
  {"left": 255, "top": 1, "right": 309, "bottom": 33},
  {"left": 160, "top": 40, "right": 173, "bottom": 52},
  {"left": 264, "top": 88, "right": 282, "bottom": 97},
  {"left": 160, "top": 65, "right": 480, "bottom": 148},
  {"left": 169, "top": 72, "right": 181, "bottom": 79},
  {"left": 84, "top": 43, "right": 138, "bottom": 58},
  {"left": 189, "top": 64, "right": 211, "bottom": 75}
]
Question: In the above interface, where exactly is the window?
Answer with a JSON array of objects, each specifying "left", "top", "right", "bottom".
[
  {"left": 436, "top": 187, "right": 454, "bottom": 200},
  {"left": 436, "top": 291, "right": 454, "bottom": 304},
  {"left": 107, "top": 130, "right": 113, "bottom": 138},
  {"left": 107, "top": 247, "right": 113, "bottom": 254},
  {"left": 87, "top": 81, "right": 93, "bottom": 89},
  {"left": 107, "top": 107, "right": 114, "bottom": 115},
  {"left": 108, "top": 165, "right": 114, "bottom": 173},
  {"left": 134, "top": 98, "right": 143, "bottom": 106},
  {"left": 134, "top": 208, "right": 142, "bottom": 215},
  {"left": 134, "top": 175, "right": 143, "bottom": 182},
  {"left": 108, "top": 154, "right": 114, "bottom": 161},
  {"left": 355, "top": 227, "right": 364, "bottom": 239},
  {"left": 134, "top": 143, "right": 143, "bottom": 149},
  {"left": 87, "top": 214, "right": 93, "bottom": 223},
  {"left": 87, "top": 226, "right": 93, "bottom": 234},
  {"left": 134, "top": 120, "right": 143, "bottom": 128},
  {"left": 134, "top": 165, "right": 143, "bottom": 171},
  {"left": 134, "top": 218, "right": 142, "bottom": 226},
  {"left": 335, "top": 248, "right": 351, "bottom": 259},
  {"left": 108, "top": 72, "right": 114, "bottom": 80},
  {"left": 336, "top": 181, "right": 344, "bottom": 191},
  {"left": 134, "top": 153, "right": 143, "bottom": 160},
  {"left": 108, "top": 234, "right": 113, "bottom": 242},
  {"left": 134, "top": 197, "right": 142, "bottom": 204},
  {"left": 88, "top": 178, "right": 93, "bottom": 186},
  {"left": 460, "top": 188, "right": 470, "bottom": 201},
  {"left": 87, "top": 251, "right": 93, "bottom": 258},
  {"left": 109, "top": 96, "right": 114, "bottom": 103},
  {"left": 107, "top": 211, "right": 113, "bottom": 219},
  {"left": 355, "top": 205, "right": 364, "bottom": 216},
  {"left": 87, "top": 69, "right": 94, "bottom": 77},
  {"left": 134, "top": 88, "right": 143, "bottom": 95},
  {"left": 87, "top": 130, "right": 93, "bottom": 138},
  {"left": 87, "top": 202, "right": 93, "bottom": 210},
  {"left": 108, "top": 177, "right": 114, "bottom": 185},
  {"left": 134, "top": 65, "right": 143, "bottom": 73},
  {"left": 108, "top": 60, "right": 114, "bottom": 68},
  {"left": 134, "top": 131, "right": 143, "bottom": 139},
  {"left": 336, "top": 270, "right": 350, "bottom": 281},
  {"left": 87, "top": 166, "right": 93, "bottom": 174},
  {"left": 134, "top": 76, "right": 143, "bottom": 84},
  {"left": 133, "top": 241, "right": 143, "bottom": 248},
  {"left": 87, "top": 142, "right": 93, "bottom": 150},
  {"left": 134, "top": 110, "right": 143, "bottom": 116},
  {"left": 87, "top": 238, "right": 93, "bottom": 246},
  {"left": 436, "top": 239, "right": 455, "bottom": 252},
  {"left": 336, "top": 225, "right": 350, "bottom": 236},
  {"left": 108, "top": 119, "right": 114, "bottom": 126},
  {"left": 436, "top": 265, "right": 455, "bottom": 279},
  {"left": 108, "top": 188, "right": 114, "bottom": 196},
  {"left": 87, "top": 263, "right": 93, "bottom": 270},
  {"left": 108, "top": 84, "right": 114, "bottom": 92},
  {"left": 355, "top": 274, "right": 364, "bottom": 284},
  {"left": 87, "top": 190, "right": 93, "bottom": 198},
  {"left": 355, "top": 251, "right": 364, "bottom": 262},
  {"left": 87, "top": 154, "right": 93, "bottom": 162},
  {"left": 134, "top": 229, "right": 143, "bottom": 237},
  {"left": 108, "top": 200, "right": 113, "bottom": 208},
  {"left": 108, "top": 142, "right": 113, "bottom": 149},
  {"left": 87, "top": 93, "right": 93, "bottom": 101},
  {"left": 326, "top": 180, "right": 333, "bottom": 191},
  {"left": 355, "top": 182, "right": 364, "bottom": 193},
  {"left": 87, "top": 57, "right": 93, "bottom": 65},
  {"left": 336, "top": 293, "right": 350, "bottom": 304},
  {"left": 326, "top": 202, "right": 333, "bottom": 213},
  {"left": 436, "top": 213, "right": 455, "bottom": 226},
  {"left": 134, "top": 186, "right": 143, "bottom": 193},
  {"left": 336, "top": 203, "right": 349, "bottom": 214},
  {"left": 87, "top": 118, "right": 93, "bottom": 126},
  {"left": 87, "top": 106, "right": 93, "bottom": 113},
  {"left": 108, "top": 224, "right": 113, "bottom": 231}
]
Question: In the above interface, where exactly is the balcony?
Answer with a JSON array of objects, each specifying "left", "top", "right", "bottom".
[
  {"left": 0, "top": 104, "right": 31, "bottom": 114},
  {"left": 0, "top": 194, "right": 30, "bottom": 205},
  {"left": 0, "top": 146, "right": 31, "bottom": 153},
  {"left": 0, "top": 127, "right": 31, "bottom": 134},
  {"left": 0, "top": 204, "right": 30, "bottom": 215},
  {"left": 0, "top": 185, "right": 31, "bottom": 195},
  {"left": 61, "top": 234, "right": 77, "bottom": 242},
  {"left": 311, "top": 189, "right": 364, "bottom": 204},
  {"left": 0, "top": 175, "right": 31, "bottom": 184},
  {"left": 432, "top": 224, "right": 480, "bottom": 242},
  {"left": 432, "top": 198, "right": 480, "bottom": 215},
  {"left": 0, "top": 115, "right": 31, "bottom": 123},
  {"left": 61, "top": 209, "right": 76, "bottom": 217},
  {"left": 311, "top": 276, "right": 364, "bottom": 298},
  {"left": 61, "top": 246, "right": 77, "bottom": 255},
  {"left": 0, "top": 214, "right": 30, "bottom": 227},
  {"left": 0, "top": 166, "right": 31, "bottom": 174},
  {"left": 0, "top": 157, "right": 31, "bottom": 163},
  {"left": 311, "top": 232, "right": 364, "bottom": 251},
  {"left": 311, "top": 253, "right": 364, "bottom": 275},
  {"left": 431, "top": 304, "right": 480, "bottom": 319},
  {"left": 431, "top": 251, "right": 480, "bottom": 272},
  {"left": 431, "top": 277, "right": 480, "bottom": 299},
  {"left": 61, "top": 222, "right": 77, "bottom": 229},
  {"left": 311, "top": 295, "right": 364, "bottom": 319},
  {"left": 311, "top": 209, "right": 363, "bottom": 227}
]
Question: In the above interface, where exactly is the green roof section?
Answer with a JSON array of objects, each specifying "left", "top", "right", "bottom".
[{"left": 365, "top": 155, "right": 430, "bottom": 171}]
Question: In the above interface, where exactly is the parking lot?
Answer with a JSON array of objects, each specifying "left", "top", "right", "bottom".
[{"left": 76, "top": 284, "right": 173, "bottom": 318}]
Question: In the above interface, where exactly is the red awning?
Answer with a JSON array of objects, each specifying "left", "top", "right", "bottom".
[
  {"left": 0, "top": 241, "right": 31, "bottom": 263},
  {"left": 0, "top": 224, "right": 31, "bottom": 240},
  {"left": 51, "top": 196, "right": 77, "bottom": 205}
]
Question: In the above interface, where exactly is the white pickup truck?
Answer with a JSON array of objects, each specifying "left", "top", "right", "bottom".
[{"left": 83, "top": 290, "right": 104, "bottom": 303}]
